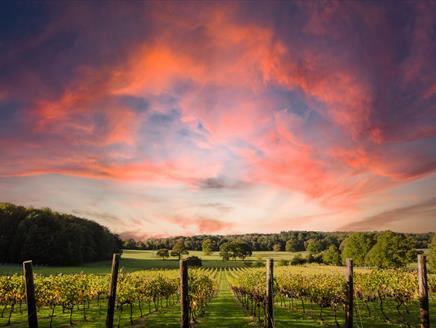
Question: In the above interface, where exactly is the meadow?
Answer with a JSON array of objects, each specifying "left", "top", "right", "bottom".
[{"left": 0, "top": 250, "right": 308, "bottom": 275}]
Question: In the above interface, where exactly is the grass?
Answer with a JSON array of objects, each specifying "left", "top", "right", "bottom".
[
  {"left": 0, "top": 250, "right": 307, "bottom": 275},
  {"left": 273, "top": 296, "right": 436, "bottom": 328},
  {"left": 195, "top": 270, "right": 254, "bottom": 328}
]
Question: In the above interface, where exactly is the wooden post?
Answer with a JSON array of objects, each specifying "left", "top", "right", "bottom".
[
  {"left": 266, "top": 258, "right": 274, "bottom": 328},
  {"left": 418, "top": 255, "right": 430, "bottom": 328},
  {"left": 180, "top": 259, "right": 190, "bottom": 328},
  {"left": 345, "top": 258, "right": 353, "bottom": 328},
  {"left": 106, "top": 253, "right": 120, "bottom": 328},
  {"left": 23, "top": 260, "right": 38, "bottom": 328}
]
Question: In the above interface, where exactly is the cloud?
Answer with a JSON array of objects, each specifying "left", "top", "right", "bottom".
[
  {"left": 340, "top": 197, "right": 436, "bottom": 232},
  {"left": 118, "top": 231, "right": 170, "bottom": 241},
  {"left": 200, "top": 203, "right": 232, "bottom": 214},
  {"left": 198, "top": 177, "right": 247, "bottom": 190},
  {"left": 0, "top": 1, "right": 435, "bottom": 234},
  {"left": 165, "top": 216, "right": 234, "bottom": 234}
]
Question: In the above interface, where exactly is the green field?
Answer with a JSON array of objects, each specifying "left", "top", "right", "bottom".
[{"left": 0, "top": 250, "right": 307, "bottom": 275}]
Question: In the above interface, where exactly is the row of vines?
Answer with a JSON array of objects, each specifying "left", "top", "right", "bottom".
[
  {"left": 0, "top": 268, "right": 218, "bottom": 327},
  {"left": 228, "top": 266, "right": 435, "bottom": 327}
]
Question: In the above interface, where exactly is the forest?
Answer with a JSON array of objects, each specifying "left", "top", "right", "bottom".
[
  {"left": 124, "top": 230, "right": 432, "bottom": 252},
  {"left": 0, "top": 203, "right": 123, "bottom": 265}
]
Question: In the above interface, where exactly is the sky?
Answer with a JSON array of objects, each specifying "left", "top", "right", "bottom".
[{"left": 0, "top": 1, "right": 435, "bottom": 239}]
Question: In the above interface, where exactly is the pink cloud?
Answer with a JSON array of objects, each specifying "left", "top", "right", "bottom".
[
  {"left": 0, "top": 1, "right": 435, "bottom": 234},
  {"left": 165, "top": 216, "right": 234, "bottom": 234}
]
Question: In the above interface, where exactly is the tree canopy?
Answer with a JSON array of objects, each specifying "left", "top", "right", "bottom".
[
  {"left": 428, "top": 235, "right": 436, "bottom": 272},
  {"left": 341, "top": 232, "right": 375, "bottom": 266},
  {"left": 322, "top": 245, "right": 341, "bottom": 265},
  {"left": 365, "top": 231, "right": 416, "bottom": 268},
  {"left": 219, "top": 240, "right": 252, "bottom": 261},
  {"left": 0, "top": 202, "right": 122, "bottom": 265},
  {"left": 156, "top": 248, "right": 169, "bottom": 260},
  {"left": 202, "top": 238, "right": 213, "bottom": 255},
  {"left": 124, "top": 230, "right": 431, "bottom": 255},
  {"left": 170, "top": 239, "right": 189, "bottom": 260},
  {"left": 285, "top": 239, "right": 298, "bottom": 252},
  {"left": 305, "top": 239, "right": 323, "bottom": 254}
]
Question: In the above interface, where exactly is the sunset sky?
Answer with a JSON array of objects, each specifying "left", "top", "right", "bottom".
[{"left": 0, "top": 1, "right": 435, "bottom": 239}]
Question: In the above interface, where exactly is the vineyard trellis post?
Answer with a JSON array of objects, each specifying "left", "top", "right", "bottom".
[
  {"left": 180, "top": 259, "right": 190, "bottom": 328},
  {"left": 266, "top": 258, "right": 274, "bottom": 328},
  {"left": 418, "top": 254, "right": 429, "bottom": 328},
  {"left": 106, "top": 253, "right": 120, "bottom": 328},
  {"left": 23, "top": 260, "right": 38, "bottom": 328},
  {"left": 345, "top": 258, "right": 353, "bottom": 328}
]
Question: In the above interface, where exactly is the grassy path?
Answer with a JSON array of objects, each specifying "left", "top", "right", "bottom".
[{"left": 195, "top": 270, "right": 254, "bottom": 328}]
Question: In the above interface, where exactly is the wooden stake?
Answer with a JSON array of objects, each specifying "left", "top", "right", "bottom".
[
  {"left": 180, "top": 259, "right": 190, "bottom": 328},
  {"left": 418, "top": 255, "right": 430, "bottom": 328},
  {"left": 23, "top": 260, "right": 38, "bottom": 328},
  {"left": 106, "top": 253, "right": 120, "bottom": 328},
  {"left": 345, "top": 258, "right": 353, "bottom": 328},
  {"left": 266, "top": 258, "right": 274, "bottom": 328}
]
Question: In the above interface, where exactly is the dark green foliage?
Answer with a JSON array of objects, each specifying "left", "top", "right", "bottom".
[
  {"left": 305, "top": 239, "right": 323, "bottom": 254},
  {"left": 306, "top": 253, "right": 323, "bottom": 264},
  {"left": 428, "top": 234, "right": 436, "bottom": 272},
  {"left": 136, "top": 230, "right": 431, "bottom": 254},
  {"left": 290, "top": 254, "right": 306, "bottom": 265},
  {"left": 272, "top": 243, "right": 282, "bottom": 252},
  {"left": 202, "top": 238, "right": 213, "bottom": 255},
  {"left": 123, "top": 238, "right": 139, "bottom": 249},
  {"left": 365, "top": 231, "right": 416, "bottom": 268},
  {"left": 170, "top": 239, "right": 189, "bottom": 260},
  {"left": 322, "top": 245, "right": 341, "bottom": 265},
  {"left": 219, "top": 242, "right": 231, "bottom": 261},
  {"left": 285, "top": 239, "right": 298, "bottom": 252},
  {"left": 156, "top": 248, "right": 169, "bottom": 259},
  {"left": 0, "top": 202, "right": 122, "bottom": 265},
  {"left": 341, "top": 232, "right": 375, "bottom": 266},
  {"left": 186, "top": 255, "right": 202, "bottom": 267},
  {"left": 219, "top": 240, "right": 252, "bottom": 261}
]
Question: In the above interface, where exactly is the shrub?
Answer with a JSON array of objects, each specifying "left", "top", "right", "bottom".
[
  {"left": 290, "top": 254, "right": 306, "bottom": 265},
  {"left": 186, "top": 256, "right": 202, "bottom": 267},
  {"left": 278, "top": 259, "right": 288, "bottom": 266}
]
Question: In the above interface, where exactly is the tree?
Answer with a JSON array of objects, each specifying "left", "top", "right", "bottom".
[
  {"left": 428, "top": 235, "right": 436, "bottom": 271},
  {"left": 156, "top": 248, "right": 169, "bottom": 260},
  {"left": 0, "top": 203, "right": 122, "bottom": 266},
  {"left": 123, "top": 239, "right": 138, "bottom": 249},
  {"left": 202, "top": 238, "right": 213, "bottom": 255},
  {"left": 219, "top": 242, "right": 231, "bottom": 261},
  {"left": 170, "top": 239, "right": 189, "bottom": 260},
  {"left": 365, "top": 231, "right": 416, "bottom": 268},
  {"left": 219, "top": 241, "right": 252, "bottom": 261},
  {"left": 232, "top": 241, "right": 253, "bottom": 260},
  {"left": 322, "top": 245, "right": 341, "bottom": 265},
  {"left": 285, "top": 239, "right": 298, "bottom": 252},
  {"left": 341, "top": 232, "right": 375, "bottom": 266},
  {"left": 305, "top": 239, "right": 322, "bottom": 254},
  {"left": 273, "top": 243, "right": 282, "bottom": 252}
]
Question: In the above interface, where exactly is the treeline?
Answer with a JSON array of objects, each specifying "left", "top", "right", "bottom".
[
  {"left": 153, "top": 231, "right": 421, "bottom": 268},
  {"left": 0, "top": 203, "right": 123, "bottom": 265},
  {"left": 124, "top": 230, "right": 432, "bottom": 252}
]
